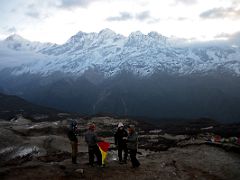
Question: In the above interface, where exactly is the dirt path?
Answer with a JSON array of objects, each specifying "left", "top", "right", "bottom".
[{"left": 1, "top": 144, "right": 240, "bottom": 180}]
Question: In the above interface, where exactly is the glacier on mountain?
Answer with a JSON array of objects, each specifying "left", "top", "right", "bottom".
[{"left": 0, "top": 29, "right": 240, "bottom": 77}]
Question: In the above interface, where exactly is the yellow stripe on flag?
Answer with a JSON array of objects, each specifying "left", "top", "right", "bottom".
[
  {"left": 97, "top": 141, "right": 110, "bottom": 165},
  {"left": 99, "top": 147, "right": 107, "bottom": 165}
]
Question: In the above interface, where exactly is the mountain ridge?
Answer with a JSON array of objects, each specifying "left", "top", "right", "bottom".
[
  {"left": 0, "top": 92, "right": 65, "bottom": 120},
  {"left": 0, "top": 29, "right": 240, "bottom": 122},
  {"left": 1, "top": 29, "right": 239, "bottom": 78}
]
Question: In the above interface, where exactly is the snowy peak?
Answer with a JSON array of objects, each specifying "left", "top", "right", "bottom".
[
  {"left": 3, "top": 30, "right": 168, "bottom": 53},
  {"left": 128, "top": 31, "right": 167, "bottom": 41},
  {"left": 3, "top": 34, "right": 31, "bottom": 51},
  {"left": 98, "top": 28, "right": 117, "bottom": 38},
  {"left": 5, "top": 34, "right": 28, "bottom": 42},
  {"left": 66, "top": 31, "right": 89, "bottom": 44},
  {"left": 1, "top": 29, "right": 240, "bottom": 77},
  {"left": 66, "top": 28, "right": 124, "bottom": 44},
  {"left": 3, "top": 34, "right": 56, "bottom": 52},
  {"left": 96, "top": 29, "right": 126, "bottom": 47},
  {"left": 128, "top": 31, "right": 145, "bottom": 42},
  {"left": 60, "top": 29, "right": 126, "bottom": 55},
  {"left": 148, "top": 31, "right": 167, "bottom": 43},
  {"left": 126, "top": 31, "right": 169, "bottom": 48}
]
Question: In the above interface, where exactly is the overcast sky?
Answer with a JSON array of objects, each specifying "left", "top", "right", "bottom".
[{"left": 0, "top": 0, "right": 240, "bottom": 44}]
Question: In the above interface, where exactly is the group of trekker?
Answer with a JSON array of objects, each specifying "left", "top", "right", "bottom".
[{"left": 67, "top": 121, "right": 140, "bottom": 168}]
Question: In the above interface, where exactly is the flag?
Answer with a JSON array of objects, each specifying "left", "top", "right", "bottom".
[{"left": 97, "top": 141, "right": 110, "bottom": 165}]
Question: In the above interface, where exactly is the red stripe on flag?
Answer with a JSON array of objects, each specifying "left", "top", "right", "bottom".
[{"left": 97, "top": 142, "right": 110, "bottom": 152}]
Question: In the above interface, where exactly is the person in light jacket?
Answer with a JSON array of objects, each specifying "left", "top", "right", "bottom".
[{"left": 114, "top": 122, "right": 128, "bottom": 164}]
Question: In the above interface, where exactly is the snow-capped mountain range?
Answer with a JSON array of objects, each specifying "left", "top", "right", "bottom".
[
  {"left": 1, "top": 28, "right": 240, "bottom": 77},
  {"left": 1, "top": 29, "right": 240, "bottom": 122}
]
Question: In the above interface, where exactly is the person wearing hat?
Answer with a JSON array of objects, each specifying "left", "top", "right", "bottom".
[
  {"left": 127, "top": 125, "right": 140, "bottom": 168},
  {"left": 114, "top": 122, "right": 128, "bottom": 164},
  {"left": 84, "top": 123, "right": 102, "bottom": 167},
  {"left": 67, "top": 120, "right": 79, "bottom": 164}
]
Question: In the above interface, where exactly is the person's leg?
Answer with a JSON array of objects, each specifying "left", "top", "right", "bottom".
[
  {"left": 134, "top": 151, "right": 140, "bottom": 167},
  {"left": 71, "top": 141, "right": 77, "bottom": 164},
  {"left": 129, "top": 149, "right": 135, "bottom": 167},
  {"left": 94, "top": 145, "right": 102, "bottom": 166},
  {"left": 123, "top": 144, "right": 128, "bottom": 163},
  {"left": 88, "top": 146, "right": 94, "bottom": 166},
  {"left": 130, "top": 149, "right": 140, "bottom": 168},
  {"left": 118, "top": 146, "right": 123, "bottom": 162}
]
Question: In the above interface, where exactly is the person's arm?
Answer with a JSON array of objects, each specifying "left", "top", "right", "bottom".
[
  {"left": 127, "top": 134, "right": 137, "bottom": 142},
  {"left": 84, "top": 133, "right": 89, "bottom": 144},
  {"left": 122, "top": 130, "right": 128, "bottom": 140},
  {"left": 114, "top": 132, "right": 118, "bottom": 145},
  {"left": 124, "top": 130, "right": 128, "bottom": 137},
  {"left": 76, "top": 129, "right": 81, "bottom": 136},
  {"left": 94, "top": 133, "right": 103, "bottom": 142}
]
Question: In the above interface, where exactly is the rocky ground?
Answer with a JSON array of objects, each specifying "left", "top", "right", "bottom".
[{"left": 0, "top": 116, "right": 240, "bottom": 180}]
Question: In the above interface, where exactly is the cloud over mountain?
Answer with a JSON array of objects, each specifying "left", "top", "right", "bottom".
[
  {"left": 200, "top": 7, "right": 240, "bottom": 20},
  {"left": 106, "top": 11, "right": 159, "bottom": 23},
  {"left": 173, "top": 0, "right": 198, "bottom": 5},
  {"left": 106, "top": 12, "right": 133, "bottom": 21},
  {"left": 57, "top": 0, "right": 98, "bottom": 9}
]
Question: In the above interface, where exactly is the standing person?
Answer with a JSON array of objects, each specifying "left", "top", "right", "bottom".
[
  {"left": 114, "top": 122, "right": 128, "bottom": 164},
  {"left": 84, "top": 123, "right": 102, "bottom": 167},
  {"left": 67, "top": 120, "right": 79, "bottom": 164},
  {"left": 127, "top": 125, "right": 140, "bottom": 168}
]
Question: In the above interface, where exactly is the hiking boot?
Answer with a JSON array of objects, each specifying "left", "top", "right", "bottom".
[
  {"left": 87, "top": 163, "right": 94, "bottom": 167},
  {"left": 119, "top": 161, "right": 125, "bottom": 164},
  {"left": 132, "top": 163, "right": 140, "bottom": 168},
  {"left": 72, "top": 157, "right": 77, "bottom": 164},
  {"left": 122, "top": 160, "right": 127, "bottom": 164}
]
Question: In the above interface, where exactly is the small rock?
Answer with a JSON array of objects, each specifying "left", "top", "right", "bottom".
[
  {"left": 75, "top": 169, "right": 84, "bottom": 174},
  {"left": 160, "top": 163, "right": 165, "bottom": 168}
]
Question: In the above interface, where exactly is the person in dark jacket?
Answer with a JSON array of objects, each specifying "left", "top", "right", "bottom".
[
  {"left": 127, "top": 125, "right": 140, "bottom": 168},
  {"left": 114, "top": 122, "right": 128, "bottom": 164},
  {"left": 84, "top": 123, "right": 102, "bottom": 167},
  {"left": 67, "top": 120, "right": 79, "bottom": 164}
]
